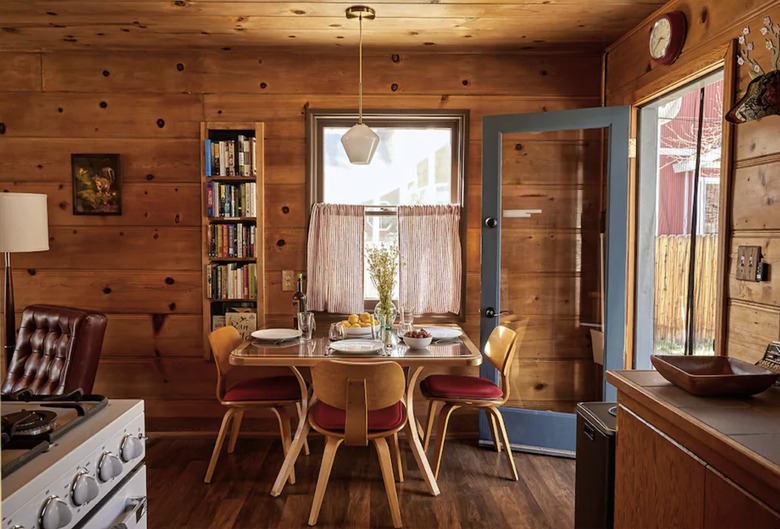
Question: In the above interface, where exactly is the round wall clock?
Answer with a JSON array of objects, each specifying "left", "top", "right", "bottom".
[{"left": 649, "top": 11, "right": 687, "bottom": 65}]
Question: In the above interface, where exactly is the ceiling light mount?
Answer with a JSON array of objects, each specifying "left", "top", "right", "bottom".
[{"left": 345, "top": 6, "right": 376, "bottom": 20}]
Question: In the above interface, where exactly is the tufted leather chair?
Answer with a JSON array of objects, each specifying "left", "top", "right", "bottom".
[{"left": 2, "top": 305, "right": 107, "bottom": 396}]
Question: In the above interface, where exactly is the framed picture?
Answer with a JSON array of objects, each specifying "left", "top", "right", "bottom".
[{"left": 71, "top": 154, "right": 122, "bottom": 215}]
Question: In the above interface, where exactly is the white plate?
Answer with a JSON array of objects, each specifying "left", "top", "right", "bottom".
[
  {"left": 328, "top": 340, "right": 384, "bottom": 353},
  {"left": 343, "top": 324, "right": 382, "bottom": 337},
  {"left": 425, "top": 327, "right": 463, "bottom": 341},
  {"left": 251, "top": 328, "right": 301, "bottom": 341}
]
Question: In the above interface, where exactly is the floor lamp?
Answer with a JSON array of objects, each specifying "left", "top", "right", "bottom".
[{"left": 0, "top": 193, "right": 49, "bottom": 361}]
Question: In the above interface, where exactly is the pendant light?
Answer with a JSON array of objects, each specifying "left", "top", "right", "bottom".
[{"left": 341, "top": 5, "right": 379, "bottom": 165}]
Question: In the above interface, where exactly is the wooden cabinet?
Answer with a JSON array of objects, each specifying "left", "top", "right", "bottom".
[
  {"left": 615, "top": 405, "right": 706, "bottom": 529},
  {"left": 704, "top": 467, "right": 780, "bottom": 529}
]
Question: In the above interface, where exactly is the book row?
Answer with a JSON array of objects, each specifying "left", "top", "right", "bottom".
[
  {"left": 206, "top": 182, "right": 256, "bottom": 218},
  {"left": 204, "top": 135, "right": 256, "bottom": 177},
  {"left": 207, "top": 263, "right": 258, "bottom": 300},
  {"left": 208, "top": 223, "right": 257, "bottom": 259}
]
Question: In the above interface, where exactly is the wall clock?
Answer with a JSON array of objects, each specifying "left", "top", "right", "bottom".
[{"left": 649, "top": 11, "right": 687, "bottom": 65}]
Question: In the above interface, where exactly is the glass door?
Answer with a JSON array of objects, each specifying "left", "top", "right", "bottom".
[{"left": 481, "top": 106, "right": 630, "bottom": 455}]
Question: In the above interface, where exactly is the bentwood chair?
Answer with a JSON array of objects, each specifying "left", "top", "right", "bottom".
[
  {"left": 307, "top": 360, "right": 407, "bottom": 528},
  {"left": 421, "top": 322, "right": 528, "bottom": 481},
  {"left": 204, "top": 326, "right": 309, "bottom": 484}
]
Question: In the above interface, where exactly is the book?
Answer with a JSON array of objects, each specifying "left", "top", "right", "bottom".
[
  {"left": 204, "top": 139, "right": 212, "bottom": 177},
  {"left": 225, "top": 311, "right": 256, "bottom": 339},
  {"left": 211, "top": 315, "right": 226, "bottom": 331}
]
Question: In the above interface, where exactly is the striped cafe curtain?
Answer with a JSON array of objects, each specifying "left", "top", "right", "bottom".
[
  {"left": 306, "top": 203, "right": 365, "bottom": 314},
  {"left": 398, "top": 204, "right": 462, "bottom": 314}
]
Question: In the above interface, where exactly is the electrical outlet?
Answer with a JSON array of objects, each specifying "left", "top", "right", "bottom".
[
  {"left": 736, "top": 246, "right": 762, "bottom": 282},
  {"left": 281, "top": 270, "right": 295, "bottom": 291}
]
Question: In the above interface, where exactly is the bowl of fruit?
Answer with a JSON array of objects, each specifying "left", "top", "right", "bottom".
[
  {"left": 403, "top": 329, "right": 433, "bottom": 349},
  {"left": 340, "top": 313, "right": 382, "bottom": 337}
]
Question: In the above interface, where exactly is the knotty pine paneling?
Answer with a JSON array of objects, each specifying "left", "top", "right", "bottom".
[
  {"left": 0, "top": 48, "right": 602, "bottom": 433},
  {"left": 605, "top": 0, "right": 780, "bottom": 362}
]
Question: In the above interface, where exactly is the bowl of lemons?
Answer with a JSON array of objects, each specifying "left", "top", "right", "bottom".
[{"left": 340, "top": 313, "right": 382, "bottom": 337}]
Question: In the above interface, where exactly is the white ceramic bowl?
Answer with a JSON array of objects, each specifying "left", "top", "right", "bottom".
[
  {"left": 403, "top": 335, "right": 433, "bottom": 349},
  {"left": 343, "top": 324, "right": 382, "bottom": 337}
]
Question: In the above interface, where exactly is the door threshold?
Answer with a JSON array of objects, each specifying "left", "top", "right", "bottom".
[{"left": 478, "top": 439, "right": 575, "bottom": 459}]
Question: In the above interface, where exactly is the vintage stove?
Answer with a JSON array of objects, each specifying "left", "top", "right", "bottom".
[{"left": 1, "top": 392, "right": 146, "bottom": 529}]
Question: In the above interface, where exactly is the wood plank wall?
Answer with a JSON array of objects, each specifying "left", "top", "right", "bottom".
[
  {"left": 0, "top": 49, "right": 602, "bottom": 433},
  {"left": 605, "top": 0, "right": 780, "bottom": 363}
]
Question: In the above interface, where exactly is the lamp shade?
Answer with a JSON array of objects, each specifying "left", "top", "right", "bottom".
[
  {"left": 0, "top": 193, "right": 50, "bottom": 253},
  {"left": 340, "top": 123, "right": 380, "bottom": 165}
]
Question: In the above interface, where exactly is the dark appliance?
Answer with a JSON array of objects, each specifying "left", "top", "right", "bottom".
[{"left": 575, "top": 401, "right": 617, "bottom": 529}]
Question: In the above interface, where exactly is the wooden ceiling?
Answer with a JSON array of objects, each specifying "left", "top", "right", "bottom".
[{"left": 0, "top": 1, "right": 667, "bottom": 52}]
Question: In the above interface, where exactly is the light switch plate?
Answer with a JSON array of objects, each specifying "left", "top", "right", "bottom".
[
  {"left": 736, "top": 246, "right": 762, "bottom": 282},
  {"left": 281, "top": 270, "right": 295, "bottom": 291}
]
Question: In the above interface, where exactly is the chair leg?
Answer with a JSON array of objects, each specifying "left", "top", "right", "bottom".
[
  {"left": 390, "top": 432, "right": 404, "bottom": 483},
  {"left": 431, "top": 403, "right": 459, "bottom": 480},
  {"left": 422, "top": 400, "right": 438, "bottom": 452},
  {"left": 271, "top": 407, "right": 296, "bottom": 485},
  {"left": 296, "top": 401, "right": 311, "bottom": 456},
  {"left": 308, "top": 436, "right": 343, "bottom": 526},
  {"left": 487, "top": 407, "right": 518, "bottom": 481},
  {"left": 227, "top": 409, "right": 245, "bottom": 454},
  {"left": 488, "top": 412, "right": 502, "bottom": 453},
  {"left": 374, "top": 436, "right": 403, "bottom": 529},
  {"left": 204, "top": 407, "right": 235, "bottom": 484}
]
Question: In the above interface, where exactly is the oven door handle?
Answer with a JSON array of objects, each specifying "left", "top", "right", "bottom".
[{"left": 109, "top": 496, "right": 147, "bottom": 529}]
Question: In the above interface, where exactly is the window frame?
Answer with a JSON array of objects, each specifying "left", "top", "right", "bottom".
[
  {"left": 633, "top": 69, "right": 729, "bottom": 365},
  {"left": 305, "top": 108, "right": 469, "bottom": 321}
]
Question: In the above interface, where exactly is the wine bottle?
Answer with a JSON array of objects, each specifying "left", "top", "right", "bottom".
[{"left": 293, "top": 273, "right": 307, "bottom": 329}]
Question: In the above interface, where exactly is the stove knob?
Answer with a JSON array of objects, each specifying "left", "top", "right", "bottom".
[
  {"left": 98, "top": 452, "right": 123, "bottom": 482},
  {"left": 40, "top": 496, "right": 72, "bottom": 529},
  {"left": 120, "top": 434, "right": 143, "bottom": 462},
  {"left": 71, "top": 472, "right": 100, "bottom": 506}
]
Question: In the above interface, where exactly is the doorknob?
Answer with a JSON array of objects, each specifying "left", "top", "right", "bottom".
[
  {"left": 484, "top": 217, "right": 498, "bottom": 229},
  {"left": 483, "top": 307, "right": 511, "bottom": 318}
]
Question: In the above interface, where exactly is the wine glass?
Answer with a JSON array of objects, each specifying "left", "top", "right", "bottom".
[{"left": 328, "top": 322, "right": 345, "bottom": 342}]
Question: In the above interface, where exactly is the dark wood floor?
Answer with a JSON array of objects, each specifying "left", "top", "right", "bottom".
[{"left": 146, "top": 435, "right": 575, "bottom": 529}]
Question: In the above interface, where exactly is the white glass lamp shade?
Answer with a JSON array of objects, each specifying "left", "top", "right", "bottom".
[
  {"left": 341, "top": 123, "right": 380, "bottom": 165},
  {"left": 0, "top": 193, "right": 50, "bottom": 253}
]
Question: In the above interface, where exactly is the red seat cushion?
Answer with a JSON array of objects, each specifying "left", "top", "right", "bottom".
[
  {"left": 223, "top": 376, "right": 302, "bottom": 402},
  {"left": 420, "top": 375, "right": 503, "bottom": 400},
  {"left": 311, "top": 401, "right": 405, "bottom": 432}
]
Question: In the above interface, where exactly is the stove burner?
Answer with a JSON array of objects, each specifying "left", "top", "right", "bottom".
[{"left": 2, "top": 410, "right": 58, "bottom": 437}]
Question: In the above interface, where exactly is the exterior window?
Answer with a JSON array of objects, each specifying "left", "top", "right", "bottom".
[
  {"left": 307, "top": 110, "right": 467, "bottom": 305},
  {"left": 635, "top": 71, "right": 724, "bottom": 366}
]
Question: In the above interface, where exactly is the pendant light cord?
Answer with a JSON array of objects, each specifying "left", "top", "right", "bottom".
[{"left": 358, "top": 12, "right": 364, "bottom": 124}]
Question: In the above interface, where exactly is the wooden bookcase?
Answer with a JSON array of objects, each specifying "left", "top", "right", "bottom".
[{"left": 200, "top": 122, "right": 265, "bottom": 357}]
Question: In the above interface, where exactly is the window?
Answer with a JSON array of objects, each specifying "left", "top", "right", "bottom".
[
  {"left": 634, "top": 71, "right": 725, "bottom": 367},
  {"left": 307, "top": 110, "right": 468, "bottom": 305}
]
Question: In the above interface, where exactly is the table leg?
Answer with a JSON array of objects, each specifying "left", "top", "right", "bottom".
[
  {"left": 404, "top": 366, "right": 440, "bottom": 496},
  {"left": 271, "top": 366, "right": 311, "bottom": 497}
]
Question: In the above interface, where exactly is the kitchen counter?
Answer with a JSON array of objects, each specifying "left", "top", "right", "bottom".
[{"left": 607, "top": 369, "right": 780, "bottom": 528}]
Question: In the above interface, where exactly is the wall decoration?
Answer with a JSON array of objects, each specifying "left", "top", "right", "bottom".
[
  {"left": 727, "top": 16, "right": 780, "bottom": 123},
  {"left": 71, "top": 154, "right": 122, "bottom": 215}
]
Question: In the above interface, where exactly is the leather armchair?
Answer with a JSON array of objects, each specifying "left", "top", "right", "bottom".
[{"left": 2, "top": 304, "right": 107, "bottom": 395}]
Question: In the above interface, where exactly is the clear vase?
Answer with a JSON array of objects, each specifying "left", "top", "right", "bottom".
[{"left": 373, "top": 299, "right": 397, "bottom": 346}]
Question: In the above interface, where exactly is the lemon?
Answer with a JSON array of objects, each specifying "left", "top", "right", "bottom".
[
  {"left": 359, "top": 312, "right": 372, "bottom": 323},
  {"left": 347, "top": 314, "right": 360, "bottom": 324}
]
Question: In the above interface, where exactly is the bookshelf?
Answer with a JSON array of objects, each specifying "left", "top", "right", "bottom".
[{"left": 200, "top": 122, "right": 265, "bottom": 358}]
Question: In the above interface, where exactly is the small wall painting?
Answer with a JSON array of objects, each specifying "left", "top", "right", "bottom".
[{"left": 71, "top": 154, "right": 122, "bottom": 215}]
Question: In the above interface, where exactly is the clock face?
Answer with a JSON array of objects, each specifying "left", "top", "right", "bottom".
[{"left": 649, "top": 17, "right": 672, "bottom": 59}]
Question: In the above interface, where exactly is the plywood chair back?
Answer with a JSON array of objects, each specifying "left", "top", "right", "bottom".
[
  {"left": 312, "top": 360, "right": 406, "bottom": 446},
  {"left": 484, "top": 321, "right": 527, "bottom": 404},
  {"left": 208, "top": 325, "right": 244, "bottom": 400}
]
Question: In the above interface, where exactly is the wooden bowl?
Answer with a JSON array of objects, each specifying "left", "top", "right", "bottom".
[{"left": 651, "top": 355, "right": 778, "bottom": 397}]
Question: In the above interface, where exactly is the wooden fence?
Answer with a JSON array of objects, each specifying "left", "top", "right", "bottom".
[{"left": 654, "top": 234, "right": 718, "bottom": 347}]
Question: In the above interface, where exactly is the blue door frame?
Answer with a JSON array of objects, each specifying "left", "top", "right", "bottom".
[{"left": 480, "top": 106, "right": 630, "bottom": 456}]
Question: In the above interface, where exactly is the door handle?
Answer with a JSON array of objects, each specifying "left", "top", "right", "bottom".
[
  {"left": 484, "top": 217, "right": 498, "bottom": 229},
  {"left": 483, "top": 307, "right": 511, "bottom": 319}
]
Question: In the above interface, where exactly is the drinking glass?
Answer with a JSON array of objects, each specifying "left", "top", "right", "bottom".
[
  {"left": 298, "top": 311, "right": 315, "bottom": 342},
  {"left": 399, "top": 309, "right": 414, "bottom": 337},
  {"left": 328, "top": 322, "right": 345, "bottom": 341}
]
